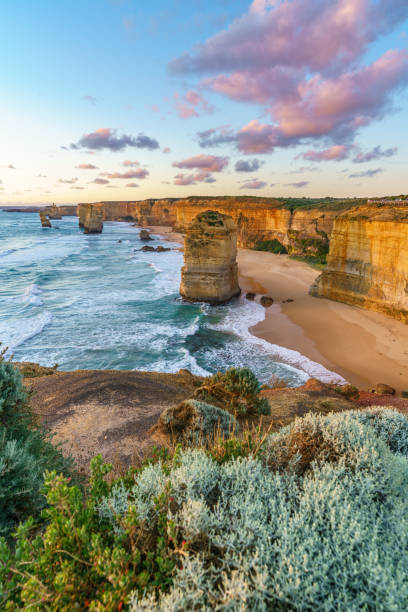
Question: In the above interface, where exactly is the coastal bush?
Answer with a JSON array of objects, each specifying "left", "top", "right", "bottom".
[
  {"left": 254, "top": 239, "right": 287, "bottom": 254},
  {"left": 3, "top": 408, "right": 408, "bottom": 610},
  {"left": 0, "top": 358, "right": 73, "bottom": 537},
  {"left": 159, "top": 399, "right": 238, "bottom": 444},
  {"left": 195, "top": 367, "right": 270, "bottom": 417}
]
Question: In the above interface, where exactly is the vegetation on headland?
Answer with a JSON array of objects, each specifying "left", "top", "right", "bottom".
[{"left": 1, "top": 360, "right": 408, "bottom": 610}]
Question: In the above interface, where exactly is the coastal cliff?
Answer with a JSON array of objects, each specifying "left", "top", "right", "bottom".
[
  {"left": 77, "top": 198, "right": 341, "bottom": 256},
  {"left": 180, "top": 210, "right": 240, "bottom": 303},
  {"left": 311, "top": 204, "right": 408, "bottom": 322}
]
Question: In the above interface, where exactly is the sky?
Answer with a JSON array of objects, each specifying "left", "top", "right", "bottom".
[{"left": 1, "top": 0, "right": 408, "bottom": 204}]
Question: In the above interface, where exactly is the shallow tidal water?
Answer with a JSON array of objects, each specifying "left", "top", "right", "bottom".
[{"left": 0, "top": 212, "right": 343, "bottom": 385}]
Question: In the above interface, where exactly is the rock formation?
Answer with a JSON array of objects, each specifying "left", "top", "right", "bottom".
[
  {"left": 83, "top": 204, "right": 103, "bottom": 234},
  {"left": 45, "top": 203, "right": 62, "bottom": 219},
  {"left": 140, "top": 229, "right": 152, "bottom": 241},
  {"left": 311, "top": 204, "right": 408, "bottom": 323},
  {"left": 39, "top": 211, "right": 51, "bottom": 228},
  {"left": 180, "top": 210, "right": 240, "bottom": 304}
]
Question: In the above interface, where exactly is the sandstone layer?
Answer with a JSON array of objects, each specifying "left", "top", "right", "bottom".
[
  {"left": 82, "top": 203, "right": 103, "bottom": 234},
  {"left": 39, "top": 211, "right": 51, "bottom": 227},
  {"left": 44, "top": 203, "right": 62, "bottom": 219},
  {"left": 77, "top": 198, "right": 340, "bottom": 256},
  {"left": 311, "top": 204, "right": 408, "bottom": 323},
  {"left": 180, "top": 210, "right": 241, "bottom": 304}
]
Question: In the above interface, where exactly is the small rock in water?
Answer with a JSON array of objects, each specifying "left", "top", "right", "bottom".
[
  {"left": 118, "top": 239, "right": 122, "bottom": 243},
  {"left": 245, "top": 292, "right": 256, "bottom": 301},
  {"left": 260, "top": 296, "right": 274, "bottom": 307},
  {"left": 140, "top": 229, "right": 153, "bottom": 241},
  {"left": 140, "top": 245, "right": 156, "bottom": 252}
]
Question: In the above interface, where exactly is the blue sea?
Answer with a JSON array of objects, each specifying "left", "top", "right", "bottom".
[{"left": 0, "top": 212, "right": 343, "bottom": 385}]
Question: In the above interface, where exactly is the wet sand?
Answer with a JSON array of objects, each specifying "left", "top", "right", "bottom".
[{"left": 237, "top": 249, "right": 408, "bottom": 394}]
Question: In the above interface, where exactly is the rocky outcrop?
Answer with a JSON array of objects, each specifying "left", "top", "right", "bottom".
[
  {"left": 83, "top": 204, "right": 103, "bottom": 234},
  {"left": 39, "top": 211, "right": 51, "bottom": 228},
  {"left": 140, "top": 229, "right": 152, "bottom": 241},
  {"left": 44, "top": 203, "right": 62, "bottom": 219},
  {"left": 180, "top": 210, "right": 240, "bottom": 304},
  {"left": 311, "top": 204, "right": 408, "bottom": 323}
]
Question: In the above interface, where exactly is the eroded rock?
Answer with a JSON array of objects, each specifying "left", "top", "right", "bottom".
[
  {"left": 83, "top": 204, "right": 103, "bottom": 234},
  {"left": 39, "top": 211, "right": 51, "bottom": 228},
  {"left": 180, "top": 210, "right": 240, "bottom": 304}
]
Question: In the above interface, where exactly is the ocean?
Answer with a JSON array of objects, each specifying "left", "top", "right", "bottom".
[{"left": 0, "top": 212, "right": 344, "bottom": 385}]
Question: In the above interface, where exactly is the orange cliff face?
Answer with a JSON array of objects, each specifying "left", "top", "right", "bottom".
[{"left": 311, "top": 205, "right": 408, "bottom": 323}]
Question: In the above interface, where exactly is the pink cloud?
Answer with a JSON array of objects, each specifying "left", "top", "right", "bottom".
[
  {"left": 285, "top": 181, "right": 310, "bottom": 188},
  {"left": 173, "top": 171, "right": 216, "bottom": 185},
  {"left": 353, "top": 145, "right": 398, "bottom": 163},
  {"left": 71, "top": 128, "right": 159, "bottom": 151},
  {"left": 102, "top": 169, "right": 149, "bottom": 179},
  {"left": 122, "top": 160, "right": 140, "bottom": 167},
  {"left": 240, "top": 179, "right": 267, "bottom": 190},
  {"left": 92, "top": 178, "right": 110, "bottom": 184},
  {"left": 173, "top": 90, "right": 214, "bottom": 119},
  {"left": 171, "top": 1, "right": 408, "bottom": 153},
  {"left": 126, "top": 182, "right": 139, "bottom": 187},
  {"left": 76, "top": 163, "right": 98, "bottom": 169},
  {"left": 162, "top": 147, "right": 171, "bottom": 154},
  {"left": 58, "top": 177, "right": 78, "bottom": 184},
  {"left": 172, "top": 154, "right": 228, "bottom": 172},
  {"left": 302, "top": 145, "right": 350, "bottom": 162},
  {"left": 170, "top": 0, "right": 407, "bottom": 76}
]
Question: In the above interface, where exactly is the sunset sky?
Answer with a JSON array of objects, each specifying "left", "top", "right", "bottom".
[{"left": 1, "top": 0, "right": 408, "bottom": 204}]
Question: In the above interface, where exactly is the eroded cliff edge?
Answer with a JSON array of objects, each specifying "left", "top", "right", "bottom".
[{"left": 311, "top": 204, "right": 408, "bottom": 323}]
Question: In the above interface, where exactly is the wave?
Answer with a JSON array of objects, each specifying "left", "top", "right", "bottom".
[
  {"left": 207, "top": 297, "right": 346, "bottom": 385},
  {"left": 0, "top": 248, "right": 17, "bottom": 258},
  {"left": 0, "top": 311, "right": 53, "bottom": 357},
  {"left": 23, "top": 283, "right": 43, "bottom": 306}
]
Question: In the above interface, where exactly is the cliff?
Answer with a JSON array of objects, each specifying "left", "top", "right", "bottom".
[
  {"left": 311, "top": 204, "right": 408, "bottom": 323},
  {"left": 77, "top": 199, "right": 178, "bottom": 227},
  {"left": 82, "top": 203, "right": 103, "bottom": 234},
  {"left": 77, "top": 198, "right": 343, "bottom": 257},
  {"left": 180, "top": 210, "right": 240, "bottom": 304},
  {"left": 44, "top": 203, "right": 62, "bottom": 219}
]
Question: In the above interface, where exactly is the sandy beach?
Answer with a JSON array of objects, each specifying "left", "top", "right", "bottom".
[
  {"left": 237, "top": 249, "right": 408, "bottom": 394},
  {"left": 150, "top": 225, "right": 408, "bottom": 394}
]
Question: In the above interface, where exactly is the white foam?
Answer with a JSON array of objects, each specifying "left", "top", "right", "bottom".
[
  {"left": 0, "top": 311, "right": 53, "bottom": 357},
  {"left": 207, "top": 297, "right": 347, "bottom": 385},
  {"left": 23, "top": 283, "right": 43, "bottom": 306}
]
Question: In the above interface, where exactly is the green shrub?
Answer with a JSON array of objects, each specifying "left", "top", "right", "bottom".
[
  {"left": 2, "top": 408, "right": 408, "bottom": 610},
  {"left": 195, "top": 367, "right": 270, "bottom": 416},
  {"left": 254, "top": 239, "right": 287, "bottom": 254},
  {"left": 159, "top": 399, "right": 238, "bottom": 444},
  {"left": 0, "top": 359, "right": 73, "bottom": 536}
]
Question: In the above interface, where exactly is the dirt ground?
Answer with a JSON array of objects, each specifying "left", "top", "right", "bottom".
[{"left": 27, "top": 369, "right": 201, "bottom": 472}]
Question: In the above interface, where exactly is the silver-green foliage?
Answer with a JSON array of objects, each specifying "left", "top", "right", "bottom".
[
  {"left": 160, "top": 399, "right": 238, "bottom": 443},
  {"left": 0, "top": 360, "right": 73, "bottom": 535},
  {"left": 129, "top": 408, "right": 408, "bottom": 610}
]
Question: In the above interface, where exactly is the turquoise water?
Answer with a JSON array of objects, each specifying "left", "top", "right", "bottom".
[{"left": 0, "top": 212, "right": 343, "bottom": 385}]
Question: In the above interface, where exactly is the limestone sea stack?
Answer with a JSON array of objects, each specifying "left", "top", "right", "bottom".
[
  {"left": 39, "top": 211, "right": 51, "bottom": 228},
  {"left": 83, "top": 204, "right": 103, "bottom": 234},
  {"left": 180, "top": 210, "right": 240, "bottom": 304}
]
